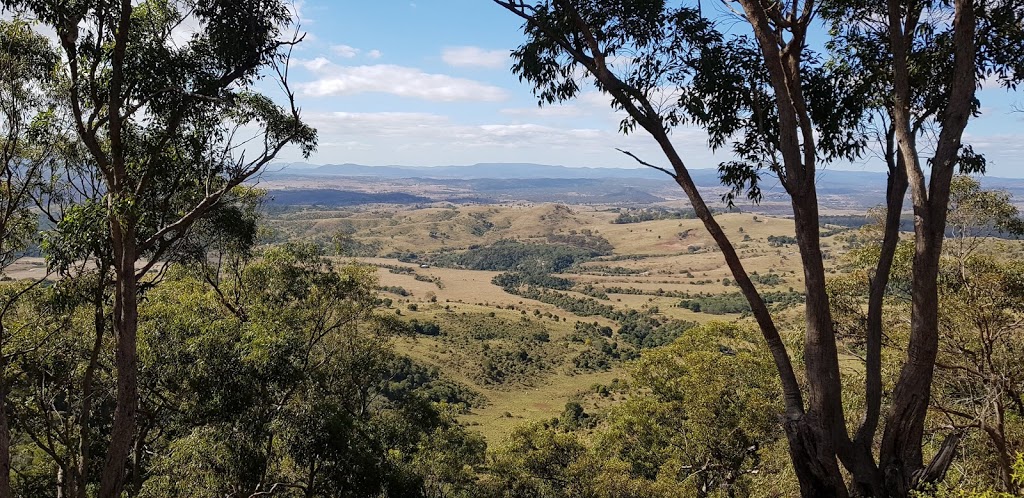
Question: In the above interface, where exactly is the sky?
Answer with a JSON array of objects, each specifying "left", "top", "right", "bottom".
[{"left": 266, "top": 0, "right": 1024, "bottom": 177}]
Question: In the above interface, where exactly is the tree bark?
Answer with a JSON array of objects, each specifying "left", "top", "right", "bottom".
[
  {"left": 850, "top": 138, "right": 909, "bottom": 497},
  {"left": 881, "top": 0, "right": 977, "bottom": 492},
  {"left": 650, "top": 128, "right": 846, "bottom": 497},
  {"left": 78, "top": 272, "right": 108, "bottom": 498},
  {"left": 99, "top": 224, "right": 139, "bottom": 498},
  {"left": 735, "top": 1, "right": 851, "bottom": 494},
  {"left": 0, "top": 368, "right": 11, "bottom": 498}
]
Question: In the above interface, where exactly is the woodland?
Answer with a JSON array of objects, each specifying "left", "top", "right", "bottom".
[{"left": 0, "top": 0, "right": 1021, "bottom": 497}]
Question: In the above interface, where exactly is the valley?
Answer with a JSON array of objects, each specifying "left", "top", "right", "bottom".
[{"left": 265, "top": 203, "right": 852, "bottom": 441}]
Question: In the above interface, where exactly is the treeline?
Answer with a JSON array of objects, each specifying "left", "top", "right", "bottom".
[
  {"left": 497, "top": 281, "right": 696, "bottom": 350},
  {"left": 767, "top": 235, "right": 798, "bottom": 247},
  {"left": 407, "top": 312, "right": 563, "bottom": 388},
  {"left": 492, "top": 271, "right": 574, "bottom": 290},
  {"left": 412, "top": 239, "right": 612, "bottom": 273},
  {"left": 567, "top": 322, "right": 631, "bottom": 371},
  {"left": 611, "top": 207, "right": 698, "bottom": 224},
  {"left": 679, "top": 291, "right": 805, "bottom": 315},
  {"left": 603, "top": 286, "right": 690, "bottom": 298}
]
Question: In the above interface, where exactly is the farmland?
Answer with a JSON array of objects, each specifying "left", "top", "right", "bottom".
[{"left": 264, "top": 203, "right": 854, "bottom": 441}]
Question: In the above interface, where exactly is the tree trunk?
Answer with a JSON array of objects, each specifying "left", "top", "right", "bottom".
[
  {"left": 880, "top": 0, "right": 976, "bottom": 492},
  {"left": 783, "top": 416, "right": 849, "bottom": 497},
  {"left": 792, "top": 191, "right": 846, "bottom": 431},
  {"left": 78, "top": 275, "right": 107, "bottom": 498},
  {"left": 850, "top": 148, "right": 908, "bottom": 497},
  {"left": 790, "top": 188, "right": 850, "bottom": 498},
  {"left": 0, "top": 372, "right": 11, "bottom": 498},
  {"left": 650, "top": 129, "right": 847, "bottom": 496},
  {"left": 880, "top": 216, "right": 943, "bottom": 493},
  {"left": 99, "top": 224, "right": 139, "bottom": 498}
]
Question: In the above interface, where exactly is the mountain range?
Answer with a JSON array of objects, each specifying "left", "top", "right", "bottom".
[{"left": 262, "top": 162, "right": 1024, "bottom": 210}]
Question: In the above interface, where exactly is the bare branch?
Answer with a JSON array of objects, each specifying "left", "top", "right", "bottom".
[{"left": 615, "top": 148, "right": 677, "bottom": 179}]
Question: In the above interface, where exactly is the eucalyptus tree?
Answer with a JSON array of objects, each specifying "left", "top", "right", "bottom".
[
  {"left": 823, "top": 2, "right": 1023, "bottom": 494},
  {"left": 0, "top": 1, "right": 316, "bottom": 496},
  {"left": 494, "top": 0, "right": 1021, "bottom": 495},
  {"left": 0, "top": 18, "right": 58, "bottom": 498}
]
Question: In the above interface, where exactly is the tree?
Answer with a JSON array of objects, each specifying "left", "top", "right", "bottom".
[
  {"left": 0, "top": 1, "right": 316, "bottom": 495},
  {"left": 933, "top": 256, "right": 1024, "bottom": 493},
  {"left": 823, "top": 2, "right": 1024, "bottom": 493},
  {"left": 946, "top": 176, "right": 1024, "bottom": 267},
  {"left": 0, "top": 18, "right": 58, "bottom": 498},
  {"left": 484, "top": 323, "right": 789, "bottom": 498},
  {"left": 930, "top": 179, "right": 1024, "bottom": 492},
  {"left": 494, "top": 0, "right": 1022, "bottom": 495},
  {"left": 7, "top": 241, "right": 487, "bottom": 496},
  {"left": 598, "top": 322, "right": 785, "bottom": 497}
]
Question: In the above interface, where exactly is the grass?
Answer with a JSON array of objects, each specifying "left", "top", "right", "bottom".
[{"left": 292, "top": 204, "right": 860, "bottom": 442}]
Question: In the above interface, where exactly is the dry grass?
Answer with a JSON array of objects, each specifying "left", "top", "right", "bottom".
[{"left": 316, "top": 206, "right": 842, "bottom": 441}]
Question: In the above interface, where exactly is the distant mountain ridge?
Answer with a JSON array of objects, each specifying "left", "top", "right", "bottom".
[
  {"left": 273, "top": 162, "right": 1024, "bottom": 189},
  {"left": 274, "top": 162, "right": 678, "bottom": 180},
  {"left": 273, "top": 161, "right": 895, "bottom": 185},
  {"left": 265, "top": 162, "right": 1024, "bottom": 209}
]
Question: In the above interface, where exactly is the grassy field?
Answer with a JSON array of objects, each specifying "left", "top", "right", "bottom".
[
  {"left": 275, "top": 203, "right": 858, "bottom": 443},
  {"left": 2, "top": 203, "right": 856, "bottom": 443}
]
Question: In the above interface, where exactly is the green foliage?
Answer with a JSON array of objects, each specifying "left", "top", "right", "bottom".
[
  {"left": 947, "top": 176, "right": 1024, "bottom": 262},
  {"left": 333, "top": 231, "right": 383, "bottom": 257},
  {"left": 408, "top": 319, "right": 441, "bottom": 336},
  {"left": 431, "top": 240, "right": 610, "bottom": 273},
  {"left": 932, "top": 454, "right": 1024, "bottom": 497},
  {"left": 611, "top": 208, "right": 697, "bottom": 224},
  {"left": 545, "top": 232, "right": 615, "bottom": 254},
  {"left": 493, "top": 271, "right": 574, "bottom": 291},
  {"left": 679, "top": 291, "right": 804, "bottom": 315},
  {"left": 381, "top": 285, "right": 412, "bottom": 297},
  {"left": 766, "top": 235, "right": 797, "bottom": 247},
  {"left": 423, "top": 312, "right": 565, "bottom": 388},
  {"left": 8, "top": 244, "right": 485, "bottom": 497},
  {"left": 616, "top": 315, "right": 696, "bottom": 350},
  {"left": 475, "top": 342, "right": 552, "bottom": 386},
  {"left": 0, "top": 18, "right": 55, "bottom": 270},
  {"left": 485, "top": 322, "right": 787, "bottom": 498},
  {"left": 749, "top": 271, "right": 785, "bottom": 286},
  {"left": 568, "top": 322, "right": 628, "bottom": 372},
  {"left": 508, "top": 286, "right": 622, "bottom": 320}
]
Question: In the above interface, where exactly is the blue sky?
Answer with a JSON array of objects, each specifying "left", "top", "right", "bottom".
[{"left": 272, "top": 0, "right": 1024, "bottom": 177}]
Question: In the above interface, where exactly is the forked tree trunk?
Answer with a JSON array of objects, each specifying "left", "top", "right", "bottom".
[
  {"left": 735, "top": 1, "right": 852, "bottom": 493},
  {"left": 880, "top": 0, "right": 976, "bottom": 492}
]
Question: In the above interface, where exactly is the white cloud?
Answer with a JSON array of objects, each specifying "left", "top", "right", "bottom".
[
  {"left": 367, "top": 49, "right": 383, "bottom": 59},
  {"left": 297, "top": 63, "right": 508, "bottom": 102},
  {"left": 441, "top": 46, "right": 509, "bottom": 69},
  {"left": 303, "top": 111, "right": 679, "bottom": 150},
  {"left": 499, "top": 92, "right": 622, "bottom": 121},
  {"left": 297, "top": 57, "right": 332, "bottom": 72},
  {"left": 331, "top": 44, "right": 360, "bottom": 58},
  {"left": 274, "top": 110, "right": 719, "bottom": 168},
  {"left": 500, "top": 105, "right": 583, "bottom": 118},
  {"left": 305, "top": 112, "right": 450, "bottom": 137}
]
